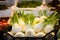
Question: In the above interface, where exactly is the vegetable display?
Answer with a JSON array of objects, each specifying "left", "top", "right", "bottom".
[{"left": 9, "top": 10, "right": 58, "bottom": 37}]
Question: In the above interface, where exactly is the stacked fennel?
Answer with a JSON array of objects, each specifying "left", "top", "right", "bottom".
[{"left": 8, "top": 10, "right": 58, "bottom": 37}]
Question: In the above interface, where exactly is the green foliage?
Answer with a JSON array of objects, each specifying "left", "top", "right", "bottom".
[
  {"left": 18, "top": 10, "right": 25, "bottom": 18},
  {"left": 12, "top": 10, "right": 35, "bottom": 25},
  {"left": 57, "top": 30, "right": 60, "bottom": 38},
  {"left": 22, "top": 13, "right": 35, "bottom": 25},
  {"left": 38, "top": 10, "right": 47, "bottom": 17},
  {"left": 44, "top": 11, "right": 58, "bottom": 26},
  {"left": 10, "top": 11, "right": 19, "bottom": 24},
  {"left": 10, "top": 10, "right": 59, "bottom": 27},
  {"left": 55, "top": 11, "right": 60, "bottom": 19}
]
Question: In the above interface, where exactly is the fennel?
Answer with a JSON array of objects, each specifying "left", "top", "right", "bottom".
[
  {"left": 10, "top": 11, "right": 19, "bottom": 25},
  {"left": 38, "top": 10, "right": 47, "bottom": 17},
  {"left": 43, "top": 11, "right": 58, "bottom": 27}
]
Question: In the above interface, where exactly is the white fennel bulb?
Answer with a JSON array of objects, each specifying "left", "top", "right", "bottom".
[
  {"left": 40, "top": 16, "right": 47, "bottom": 22},
  {"left": 33, "top": 17, "right": 40, "bottom": 25},
  {"left": 24, "top": 24, "right": 31, "bottom": 32},
  {"left": 19, "top": 19, "right": 25, "bottom": 31},
  {"left": 25, "top": 29, "right": 36, "bottom": 37},
  {"left": 12, "top": 23, "right": 22, "bottom": 33},
  {"left": 36, "top": 32, "right": 45, "bottom": 37},
  {"left": 19, "top": 19, "right": 25, "bottom": 26},
  {"left": 33, "top": 22, "right": 44, "bottom": 32},
  {"left": 44, "top": 24, "right": 54, "bottom": 33},
  {"left": 14, "top": 32, "right": 25, "bottom": 37}
]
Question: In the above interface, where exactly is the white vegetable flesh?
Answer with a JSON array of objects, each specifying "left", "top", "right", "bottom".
[
  {"left": 14, "top": 32, "right": 25, "bottom": 37},
  {"left": 24, "top": 24, "right": 31, "bottom": 32},
  {"left": 44, "top": 24, "right": 54, "bottom": 33},
  {"left": 25, "top": 29, "right": 35, "bottom": 37},
  {"left": 33, "top": 22, "right": 44, "bottom": 32},
  {"left": 12, "top": 23, "right": 22, "bottom": 33},
  {"left": 36, "top": 32, "right": 45, "bottom": 37}
]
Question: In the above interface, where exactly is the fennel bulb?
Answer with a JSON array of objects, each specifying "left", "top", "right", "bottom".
[
  {"left": 12, "top": 23, "right": 22, "bottom": 33},
  {"left": 25, "top": 29, "right": 35, "bottom": 37},
  {"left": 40, "top": 16, "right": 47, "bottom": 22},
  {"left": 44, "top": 24, "right": 54, "bottom": 33},
  {"left": 33, "top": 22, "right": 44, "bottom": 32},
  {"left": 36, "top": 32, "right": 45, "bottom": 37},
  {"left": 19, "top": 19, "right": 25, "bottom": 31},
  {"left": 14, "top": 32, "right": 25, "bottom": 37},
  {"left": 24, "top": 24, "right": 32, "bottom": 32},
  {"left": 33, "top": 17, "right": 40, "bottom": 25}
]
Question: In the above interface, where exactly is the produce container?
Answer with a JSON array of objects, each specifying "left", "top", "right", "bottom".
[
  {"left": 3, "top": 7, "right": 59, "bottom": 40},
  {"left": 0, "top": 0, "right": 60, "bottom": 40}
]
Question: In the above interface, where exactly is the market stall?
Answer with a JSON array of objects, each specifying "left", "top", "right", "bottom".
[{"left": 0, "top": 0, "right": 60, "bottom": 40}]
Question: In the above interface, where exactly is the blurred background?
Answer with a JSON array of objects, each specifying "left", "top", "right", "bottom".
[{"left": 0, "top": 0, "right": 60, "bottom": 6}]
